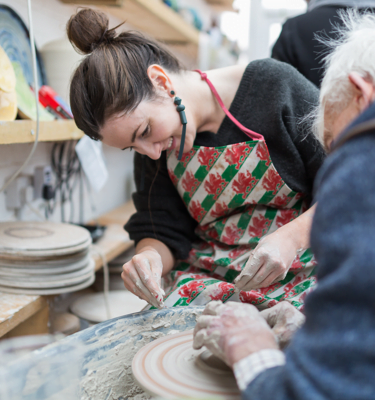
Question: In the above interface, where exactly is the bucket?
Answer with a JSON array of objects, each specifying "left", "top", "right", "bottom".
[{"left": 0, "top": 334, "right": 84, "bottom": 400}]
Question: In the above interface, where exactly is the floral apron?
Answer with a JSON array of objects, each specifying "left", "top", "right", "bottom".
[{"left": 161, "top": 71, "right": 317, "bottom": 310}]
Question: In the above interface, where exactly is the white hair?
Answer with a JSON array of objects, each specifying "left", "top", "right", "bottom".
[{"left": 313, "top": 10, "right": 375, "bottom": 144}]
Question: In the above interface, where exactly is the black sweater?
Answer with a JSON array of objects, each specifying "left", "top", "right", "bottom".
[
  {"left": 125, "top": 59, "right": 325, "bottom": 259},
  {"left": 272, "top": 6, "right": 375, "bottom": 87}
]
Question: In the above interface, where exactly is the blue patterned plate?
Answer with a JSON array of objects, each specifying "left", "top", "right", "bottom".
[{"left": 0, "top": 5, "right": 46, "bottom": 88}]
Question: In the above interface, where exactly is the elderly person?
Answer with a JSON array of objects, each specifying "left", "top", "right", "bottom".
[{"left": 194, "top": 11, "right": 375, "bottom": 400}]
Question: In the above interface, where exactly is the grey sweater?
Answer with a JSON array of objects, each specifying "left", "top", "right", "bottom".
[{"left": 125, "top": 59, "right": 325, "bottom": 259}]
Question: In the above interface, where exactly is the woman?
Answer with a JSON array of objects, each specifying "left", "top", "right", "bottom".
[{"left": 67, "top": 9, "right": 325, "bottom": 310}]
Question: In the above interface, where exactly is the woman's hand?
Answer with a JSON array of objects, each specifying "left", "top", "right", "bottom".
[
  {"left": 234, "top": 205, "right": 316, "bottom": 291},
  {"left": 193, "top": 301, "right": 278, "bottom": 367},
  {"left": 121, "top": 246, "right": 165, "bottom": 309},
  {"left": 234, "top": 232, "right": 299, "bottom": 290},
  {"left": 260, "top": 301, "right": 305, "bottom": 349}
]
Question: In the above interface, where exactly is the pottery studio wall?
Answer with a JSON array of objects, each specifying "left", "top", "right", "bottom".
[{"left": 0, "top": 0, "right": 135, "bottom": 224}]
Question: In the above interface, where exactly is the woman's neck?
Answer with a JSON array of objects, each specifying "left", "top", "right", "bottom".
[{"left": 173, "top": 65, "right": 246, "bottom": 134}]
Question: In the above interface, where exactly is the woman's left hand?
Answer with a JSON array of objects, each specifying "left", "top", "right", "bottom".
[
  {"left": 234, "top": 233, "right": 298, "bottom": 290},
  {"left": 234, "top": 205, "right": 316, "bottom": 291}
]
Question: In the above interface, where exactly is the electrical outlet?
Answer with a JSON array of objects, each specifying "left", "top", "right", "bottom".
[
  {"left": 34, "top": 166, "right": 53, "bottom": 200},
  {"left": 5, "top": 175, "right": 33, "bottom": 210}
]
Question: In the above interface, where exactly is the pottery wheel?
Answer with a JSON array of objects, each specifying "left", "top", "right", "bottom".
[{"left": 132, "top": 330, "right": 240, "bottom": 399}]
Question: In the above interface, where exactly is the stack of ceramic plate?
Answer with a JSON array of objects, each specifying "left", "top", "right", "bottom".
[{"left": 0, "top": 221, "right": 94, "bottom": 295}]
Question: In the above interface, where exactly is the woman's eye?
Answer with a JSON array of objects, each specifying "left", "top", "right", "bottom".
[{"left": 141, "top": 125, "right": 149, "bottom": 138}]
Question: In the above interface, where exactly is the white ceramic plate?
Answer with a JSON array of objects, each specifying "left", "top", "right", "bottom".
[
  {"left": 0, "top": 221, "right": 91, "bottom": 255},
  {"left": 0, "top": 260, "right": 94, "bottom": 288},
  {"left": 132, "top": 330, "right": 240, "bottom": 399},
  {"left": 0, "top": 256, "right": 90, "bottom": 276},
  {"left": 0, "top": 260, "right": 94, "bottom": 283},
  {"left": 0, "top": 249, "right": 89, "bottom": 267},
  {"left": 0, "top": 255, "right": 91, "bottom": 276},
  {"left": 0, "top": 273, "right": 95, "bottom": 295},
  {"left": 70, "top": 290, "right": 148, "bottom": 323}
]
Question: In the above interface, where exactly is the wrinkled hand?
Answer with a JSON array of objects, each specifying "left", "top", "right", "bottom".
[
  {"left": 193, "top": 301, "right": 278, "bottom": 367},
  {"left": 121, "top": 247, "right": 165, "bottom": 308},
  {"left": 234, "top": 232, "right": 300, "bottom": 291},
  {"left": 260, "top": 302, "right": 305, "bottom": 349}
]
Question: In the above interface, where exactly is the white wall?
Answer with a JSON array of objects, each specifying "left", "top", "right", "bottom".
[
  {"left": 248, "top": 0, "right": 307, "bottom": 62},
  {"left": 0, "top": 0, "right": 135, "bottom": 224}
]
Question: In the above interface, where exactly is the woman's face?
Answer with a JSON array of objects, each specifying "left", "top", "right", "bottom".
[{"left": 100, "top": 96, "right": 196, "bottom": 160}]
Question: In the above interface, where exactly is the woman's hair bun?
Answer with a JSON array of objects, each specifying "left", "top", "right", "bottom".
[{"left": 67, "top": 8, "right": 115, "bottom": 54}]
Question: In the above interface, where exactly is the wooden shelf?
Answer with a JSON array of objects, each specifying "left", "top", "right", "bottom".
[
  {"left": 62, "top": 0, "right": 200, "bottom": 45},
  {"left": 205, "top": 0, "right": 234, "bottom": 11},
  {"left": 0, "top": 120, "right": 83, "bottom": 145},
  {"left": 60, "top": 0, "right": 200, "bottom": 59},
  {"left": 0, "top": 200, "right": 135, "bottom": 338}
]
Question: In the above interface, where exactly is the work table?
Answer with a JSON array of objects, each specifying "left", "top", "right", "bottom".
[{"left": 0, "top": 201, "right": 136, "bottom": 339}]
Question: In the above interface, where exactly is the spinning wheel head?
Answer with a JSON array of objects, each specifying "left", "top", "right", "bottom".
[{"left": 132, "top": 330, "right": 240, "bottom": 399}]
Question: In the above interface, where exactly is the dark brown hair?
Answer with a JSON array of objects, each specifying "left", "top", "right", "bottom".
[{"left": 67, "top": 8, "right": 183, "bottom": 140}]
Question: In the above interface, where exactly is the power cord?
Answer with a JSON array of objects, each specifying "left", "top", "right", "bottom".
[{"left": 50, "top": 141, "right": 82, "bottom": 223}]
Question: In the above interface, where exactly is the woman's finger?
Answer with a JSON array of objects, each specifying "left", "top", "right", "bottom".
[
  {"left": 123, "top": 262, "right": 161, "bottom": 308},
  {"left": 121, "top": 271, "right": 151, "bottom": 303},
  {"left": 147, "top": 256, "right": 165, "bottom": 295},
  {"left": 234, "top": 250, "right": 266, "bottom": 289},
  {"left": 133, "top": 256, "right": 164, "bottom": 302},
  {"left": 253, "top": 270, "right": 281, "bottom": 289}
]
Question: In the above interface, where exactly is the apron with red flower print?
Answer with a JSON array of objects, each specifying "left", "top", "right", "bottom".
[{"left": 160, "top": 71, "right": 317, "bottom": 310}]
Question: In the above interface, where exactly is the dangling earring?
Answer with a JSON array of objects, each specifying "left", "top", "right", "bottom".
[{"left": 171, "top": 91, "right": 187, "bottom": 161}]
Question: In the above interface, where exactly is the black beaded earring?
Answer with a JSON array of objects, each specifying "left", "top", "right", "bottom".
[{"left": 171, "top": 91, "right": 187, "bottom": 161}]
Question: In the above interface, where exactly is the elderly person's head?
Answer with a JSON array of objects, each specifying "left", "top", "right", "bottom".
[{"left": 316, "top": 11, "right": 375, "bottom": 149}]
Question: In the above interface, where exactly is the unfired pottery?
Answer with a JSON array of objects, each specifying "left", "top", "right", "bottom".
[{"left": 132, "top": 330, "right": 240, "bottom": 399}]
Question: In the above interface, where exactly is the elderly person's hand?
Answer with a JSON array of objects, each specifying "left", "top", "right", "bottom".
[
  {"left": 260, "top": 301, "right": 305, "bottom": 349},
  {"left": 234, "top": 205, "right": 315, "bottom": 291},
  {"left": 193, "top": 301, "right": 278, "bottom": 367}
]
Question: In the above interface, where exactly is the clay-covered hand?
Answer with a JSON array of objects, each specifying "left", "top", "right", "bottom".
[
  {"left": 193, "top": 301, "right": 278, "bottom": 367},
  {"left": 234, "top": 231, "right": 299, "bottom": 291},
  {"left": 260, "top": 301, "right": 305, "bottom": 349},
  {"left": 121, "top": 246, "right": 165, "bottom": 309}
]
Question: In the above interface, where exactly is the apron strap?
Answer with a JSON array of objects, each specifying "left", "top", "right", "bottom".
[{"left": 194, "top": 69, "right": 265, "bottom": 141}]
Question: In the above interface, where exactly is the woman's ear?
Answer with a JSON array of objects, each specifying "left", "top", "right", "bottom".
[
  {"left": 348, "top": 72, "right": 375, "bottom": 111},
  {"left": 147, "top": 64, "right": 174, "bottom": 96}
]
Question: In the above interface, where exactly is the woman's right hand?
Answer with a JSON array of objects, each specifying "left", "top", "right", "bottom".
[{"left": 121, "top": 246, "right": 165, "bottom": 309}]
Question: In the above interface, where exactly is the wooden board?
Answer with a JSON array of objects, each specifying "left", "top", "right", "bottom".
[
  {"left": 92, "top": 201, "right": 136, "bottom": 226},
  {"left": 88, "top": 201, "right": 135, "bottom": 271},
  {"left": 0, "top": 293, "right": 48, "bottom": 337},
  {"left": 92, "top": 224, "right": 133, "bottom": 272},
  {"left": 0, "top": 120, "right": 83, "bottom": 145},
  {"left": 3, "top": 304, "right": 49, "bottom": 338},
  {"left": 61, "top": 0, "right": 122, "bottom": 4},
  {"left": 205, "top": 0, "right": 234, "bottom": 10},
  {"left": 99, "top": 0, "right": 199, "bottom": 59}
]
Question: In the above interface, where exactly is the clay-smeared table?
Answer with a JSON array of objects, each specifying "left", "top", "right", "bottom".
[{"left": 132, "top": 330, "right": 240, "bottom": 399}]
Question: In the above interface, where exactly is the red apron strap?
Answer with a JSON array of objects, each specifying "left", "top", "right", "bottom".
[{"left": 194, "top": 69, "right": 265, "bottom": 141}]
